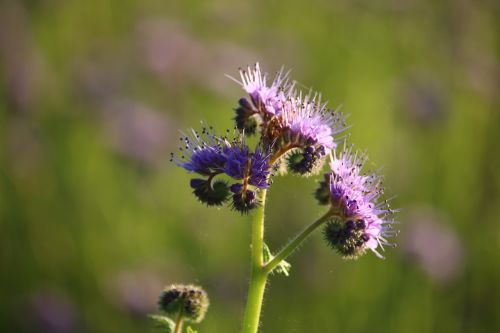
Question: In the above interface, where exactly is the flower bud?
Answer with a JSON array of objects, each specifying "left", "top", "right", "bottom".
[
  {"left": 235, "top": 113, "right": 258, "bottom": 135},
  {"left": 231, "top": 189, "right": 258, "bottom": 214},
  {"left": 287, "top": 146, "right": 326, "bottom": 177},
  {"left": 323, "top": 220, "right": 369, "bottom": 259},
  {"left": 314, "top": 174, "right": 331, "bottom": 205},
  {"left": 158, "top": 284, "right": 209, "bottom": 323},
  {"left": 235, "top": 97, "right": 258, "bottom": 135},
  {"left": 190, "top": 178, "right": 230, "bottom": 206}
]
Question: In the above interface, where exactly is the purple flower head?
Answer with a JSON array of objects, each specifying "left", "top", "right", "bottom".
[
  {"left": 221, "top": 145, "right": 270, "bottom": 189},
  {"left": 171, "top": 126, "right": 228, "bottom": 176},
  {"left": 228, "top": 64, "right": 346, "bottom": 166},
  {"left": 172, "top": 126, "right": 271, "bottom": 211},
  {"left": 281, "top": 93, "right": 346, "bottom": 152},
  {"left": 249, "top": 148, "right": 271, "bottom": 188},
  {"left": 229, "top": 63, "right": 291, "bottom": 115},
  {"left": 320, "top": 145, "right": 397, "bottom": 258},
  {"left": 222, "top": 145, "right": 250, "bottom": 179}
]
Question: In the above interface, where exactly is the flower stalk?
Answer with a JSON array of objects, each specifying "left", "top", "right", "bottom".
[
  {"left": 241, "top": 190, "right": 268, "bottom": 333},
  {"left": 263, "top": 209, "right": 335, "bottom": 275},
  {"left": 173, "top": 309, "right": 184, "bottom": 333},
  {"left": 242, "top": 193, "right": 337, "bottom": 333},
  {"left": 169, "top": 63, "right": 398, "bottom": 333}
]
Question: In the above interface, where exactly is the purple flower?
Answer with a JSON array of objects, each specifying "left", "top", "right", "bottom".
[
  {"left": 223, "top": 145, "right": 270, "bottom": 189},
  {"left": 222, "top": 145, "right": 250, "bottom": 179},
  {"left": 281, "top": 93, "right": 345, "bottom": 152},
  {"left": 229, "top": 64, "right": 346, "bottom": 171},
  {"left": 229, "top": 63, "right": 291, "bottom": 115},
  {"left": 249, "top": 148, "right": 271, "bottom": 188},
  {"left": 171, "top": 127, "right": 227, "bottom": 175},
  {"left": 320, "top": 145, "right": 397, "bottom": 258},
  {"left": 172, "top": 126, "right": 271, "bottom": 210}
]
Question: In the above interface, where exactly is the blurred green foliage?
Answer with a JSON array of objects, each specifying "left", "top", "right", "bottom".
[{"left": 1, "top": 0, "right": 499, "bottom": 332}]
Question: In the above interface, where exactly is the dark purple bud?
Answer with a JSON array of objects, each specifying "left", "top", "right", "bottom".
[
  {"left": 192, "top": 180, "right": 230, "bottom": 206},
  {"left": 245, "top": 190, "right": 256, "bottom": 201},
  {"left": 323, "top": 221, "right": 369, "bottom": 259},
  {"left": 190, "top": 178, "right": 206, "bottom": 189},
  {"left": 362, "top": 234, "right": 370, "bottom": 242},
  {"left": 305, "top": 146, "right": 315, "bottom": 154},
  {"left": 314, "top": 178, "right": 331, "bottom": 205},
  {"left": 238, "top": 97, "right": 253, "bottom": 110},
  {"left": 317, "top": 145, "right": 326, "bottom": 155},
  {"left": 230, "top": 183, "right": 243, "bottom": 193},
  {"left": 236, "top": 107, "right": 248, "bottom": 116},
  {"left": 231, "top": 189, "right": 258, "bottom": 214},
  {"left": 356, "top": 219, "right": 366, "bottom": 229},
  {"left": 345, "top": 220, "right": 355, "bottom": 230}
]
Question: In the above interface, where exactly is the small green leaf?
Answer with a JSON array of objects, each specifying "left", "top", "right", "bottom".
[
  {"left": 263, "top": 243, "right": 292, "bottom": 277},
  {"left": 186, "top": 326, "right": 198, "bottom": 333},
  {"left": 149, "top": 314, "right": 175, "bottom": 333}
]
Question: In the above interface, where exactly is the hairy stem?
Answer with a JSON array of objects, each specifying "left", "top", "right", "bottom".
[
  {"left": 263, "top": 209, "right": 334, "bottom": 275},
  {"left": 174, "top": 308, "right": 184, "bottom": 333},
  {"left": 241, "top": 189, "right": 268, "bottom": 333}
]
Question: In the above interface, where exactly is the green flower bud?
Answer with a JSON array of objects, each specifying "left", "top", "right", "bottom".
[
  {"left": 235, "top": 98, "right": 259, "bottom": 135},
  {"left": 158, "top": 284, "right": 209, "bottom": 323},
  {"left": 231, "top": 189, "right": 258, "bottom": 214},
  {"left": 314, "top": 174, "right": 331, "bottom": 205},
  {"left": 323, "top": 220, "right": 369, "bottom": 259},
  {"left": 190, "top": 178, "right": 230, "bottom": 206}
]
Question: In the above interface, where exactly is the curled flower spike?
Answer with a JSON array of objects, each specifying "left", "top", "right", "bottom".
[
  {"left": 229, "top": 64, "right": 346, "bottom": 176},
  {"left": 158, "top": 284, "right": 209, "bottom": 323},
  {"left": 286, "top": 145, "right": 326, "bottom": 177},
  {"left": 171, "top": 126, "right": 271, "bottom": 212},
  {"left": 323, "top": 219, "right": 372, "bottom": 259},
  {"left": 317, "top": 145, "right": 397, "bottom": 258},
  {"left": 230, "top": 185, "right": 258, "bottom": 214},
  {"left": 190, "top": 178, "right": 230, "bottom": 206}
]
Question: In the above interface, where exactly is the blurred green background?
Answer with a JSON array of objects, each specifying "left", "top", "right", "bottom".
[{"left": 1, "top": 0, "right": 499, "bottom": 332}]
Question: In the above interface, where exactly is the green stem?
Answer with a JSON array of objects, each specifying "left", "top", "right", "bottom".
[
  {"left": 263, "top": 209, "right": 334, "bottom": 275},
  {"left": 241, "top": 189, "right": 268, "bottom": 333},
  {"left": 173, "top": 308, "right": 184, "bottom": 333}
]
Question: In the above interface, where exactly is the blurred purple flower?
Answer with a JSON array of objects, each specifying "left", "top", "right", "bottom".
[
  {"left": 27, "top": 291, "right": 79, "bottom": 333},
  {"left": 109, "top": 270, "right": 163, "bottom": 316},
  {"left": 135, "top": 19, "right": 257, "bottom": 96},
  {"left": 399, "top": 76, "right": 447, "bottom": 126},
  {"left": 402, "top": 206, "right": 465, "bottom": 283},
  {"left": 136, "top": 20, "right": 204, "bottom": 81},
  {"left": 101, "top": 99, "right": 173, "bottom": 166},
  {"left": 0, "top": 2, "right": 46, "bottom": 114}
]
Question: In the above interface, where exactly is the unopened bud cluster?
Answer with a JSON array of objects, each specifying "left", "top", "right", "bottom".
[{"left": 158, "top": 284, "right": 209, "bottom": 323}]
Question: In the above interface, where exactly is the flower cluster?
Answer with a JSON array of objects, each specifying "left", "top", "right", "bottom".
[
  {"left": 172, "top": 63, "right": 396, "bottom": 258},
  {"left": 315, "top": 145, "right": 397, "bottom": 258},
  {"left": 171, "top": 126, "right": 271, "bottom": 213},
  {"left": 230, "top": 64, "right": 346, "bottom": 176}
]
